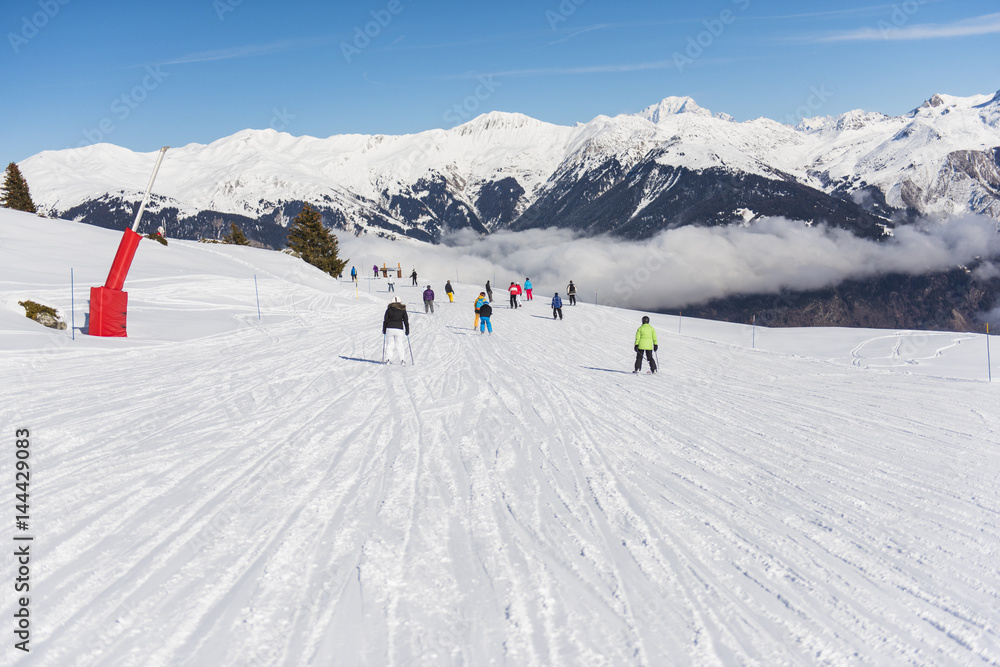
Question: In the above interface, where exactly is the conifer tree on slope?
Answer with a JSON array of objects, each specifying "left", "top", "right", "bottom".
[
  {"left": 285, "top": 204, "right": 348, "bottom": 278},
  {"left": 1, "top": 162, "right": 37, "bottom": 214},
  {"left": 223, "top": 222, "right": 251, "bottom": 246}
]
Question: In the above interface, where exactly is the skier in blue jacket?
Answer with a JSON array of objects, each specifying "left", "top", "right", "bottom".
[{"left": 551, "top": 293, "right": 563, "bottom": 319}]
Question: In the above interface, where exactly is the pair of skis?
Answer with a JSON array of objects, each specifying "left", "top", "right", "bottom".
[
  {"left": 633, "top": 349, "right": 660, "bottom": 374},
  {"left": 382, "top": 333, "right": 415, "bottom": 366}
]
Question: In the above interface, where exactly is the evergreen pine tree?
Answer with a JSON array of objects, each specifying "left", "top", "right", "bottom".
[
  {"left": 223, "top": 223, "right": 251, "bottom": 246},
  {"left": 285, "top": 204, "right": 348, "bottom": 278},
  {"left": 1, "top": 162, "right": 37, "bottom": 213}
]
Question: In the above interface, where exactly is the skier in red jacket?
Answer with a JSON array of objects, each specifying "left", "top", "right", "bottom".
[{"left": 509, "top": 282, "right": 520, "bottom": 309}]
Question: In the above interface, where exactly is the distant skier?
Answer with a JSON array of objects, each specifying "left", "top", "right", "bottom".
[
  {"left": 382, "top": 297, "right": 410, "bottom": 365},
  {"left": 411, "top": 269, "right": 418, "bottom": 286},
  {"left": 524, "top": 278, "right": 533, "bottom": 301},
  {"left": 373, "top": 264, "right": 380, "bottom": 278},
  {"left": 479, "top": 300, "right": 493, "bottom": 334},
  {"left": 551, "top": 293, "right": 563, "bottom": 320},
  {"left": 474, "top": 292, "right": 487, "bottom": 330},
  {"left": 445, "top": 280, "right": 454, "bottom": 302},
  {"left": 387, "top": 275, "right": 395, "bottom": 292},
  {"left": 508, "top": 282, "right": 519, "bottom": 309},
  {"left": 485, "top": 280, "right": 493, "bottom": 302},
  {"left": 423, "top": 285, "right": 435, "bottom": 314},
  {"left": 350, "top": 266, "right": 357, "bottom": 282},
  {"left": 633, "top": 316, "right": 658, "bottom": 374},
  {"left": 567, "top": 281, "right": 577, "bottom": 305}
]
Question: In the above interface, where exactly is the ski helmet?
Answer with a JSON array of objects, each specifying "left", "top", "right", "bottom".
[{"left": 642, "top": 316, "right": 650, "bottom": 324}]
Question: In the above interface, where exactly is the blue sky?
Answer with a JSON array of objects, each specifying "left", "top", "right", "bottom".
[{"left": 2, "top": 0, "right": 998, "bottom": 162}]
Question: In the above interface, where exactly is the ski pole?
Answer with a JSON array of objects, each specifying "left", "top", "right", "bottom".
[
  {"left": 254, "top": 274, "right": 261, "bottom": 320},
  {"left": 406, "top": 334, "right": 415, "bottom": 366}
]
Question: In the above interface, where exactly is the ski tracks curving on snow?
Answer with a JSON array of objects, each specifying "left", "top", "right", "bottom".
[{"left": 3, "top": 263, "right": 999, "bottom": 666}]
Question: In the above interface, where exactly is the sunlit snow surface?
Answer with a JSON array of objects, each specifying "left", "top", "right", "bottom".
[{"left": 2, "top": 210, "right": 999, "bottom": 666}]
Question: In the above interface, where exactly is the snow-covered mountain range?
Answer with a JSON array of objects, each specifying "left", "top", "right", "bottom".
[{"left": 19, "top": 90, "right": 1000, "bottom": 246}]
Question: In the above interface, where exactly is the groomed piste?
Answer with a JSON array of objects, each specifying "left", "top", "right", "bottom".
[{"left": 2, "top": 208, "right": 998, "bottom": 666}]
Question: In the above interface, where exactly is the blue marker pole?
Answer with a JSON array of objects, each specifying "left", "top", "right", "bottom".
[
  {"left": 254, "top": 274, "right": 261, "bottom": 320},
  {"left": 752, "top": 314, "right": 756, "bottom": 350},
  {"left": 988, "top": 324, "right": 992, "bottom": 382}
]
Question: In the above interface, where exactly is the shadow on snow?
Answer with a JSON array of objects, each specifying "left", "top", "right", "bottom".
[
  {"left": 582, "top": 366, "right": 634, "bottom": 375},
  {"left": 339, "top": 356, "right": 385, "bottom": 365}
]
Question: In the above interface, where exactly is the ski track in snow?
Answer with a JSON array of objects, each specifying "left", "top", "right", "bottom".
[{"left": 3, "top": 243, "right": 1000, "bottom": 665}]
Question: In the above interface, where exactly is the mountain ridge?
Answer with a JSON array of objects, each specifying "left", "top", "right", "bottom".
[{"left": 18, "top": 90, "right": 1000, "bottom": 247}]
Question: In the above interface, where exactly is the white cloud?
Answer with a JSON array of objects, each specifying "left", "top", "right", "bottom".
[
  {"left": 440, "top": 60, "right": 678, "bottom": 80},
  {"left": 339, "top": 216, "right": 1000, "bottom": 311},
  {"left": 816, "top": 11, "right": 1000, "bottom": 42},
  {"left": 162, "top": 37, "right": 330, "bottom": 66}
]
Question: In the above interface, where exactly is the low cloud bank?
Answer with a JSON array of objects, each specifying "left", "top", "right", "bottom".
[{"left": 339, "top": 216, "right": 1000, "bottom": 311}]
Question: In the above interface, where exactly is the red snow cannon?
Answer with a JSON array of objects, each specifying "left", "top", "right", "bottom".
[{"left": 88, "top": 147, "right": 168, "bottom": 337}]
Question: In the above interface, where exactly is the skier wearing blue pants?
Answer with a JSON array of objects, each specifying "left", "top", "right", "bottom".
[{"left": 479, "top": 301, "right": 493, "bottom": 334}]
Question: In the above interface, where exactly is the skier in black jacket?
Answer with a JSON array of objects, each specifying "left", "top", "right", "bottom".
[
  {"left": 382, "top": 298, "right": 410, "bottom": 364},
  {"left": 478, "top": 300, "right": 493, "bottom": 334}
]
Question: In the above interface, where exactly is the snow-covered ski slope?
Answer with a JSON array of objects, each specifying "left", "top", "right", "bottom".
[{"left": 2, "top": 209, "right": 999, "bottom": 666}]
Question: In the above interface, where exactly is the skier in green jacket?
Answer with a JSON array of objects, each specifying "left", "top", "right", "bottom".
[{"left": 633, "top": 316, "right": 658, "bottom": 373}]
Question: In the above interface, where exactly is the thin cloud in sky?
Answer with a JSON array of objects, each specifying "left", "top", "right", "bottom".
[
  {"left": 813, "top": 11, "right": 1000, "bottom": 43},
  {"left": 751, "top": 0, "right": 948, "bottom": 22},
  {"left": 382, "top": 19, "right": 697, "bottom": 54},
  {"left": 548, "top": 24, "right": 612, "bottom": 46},
  {"left": 378, "top": 30, "right": 538, "bottom": 54},
  {"left": 443, "top": 60, "right": 677, "bottom": 80},
  {"left": 162, "top": 37, "right": 330, "bottom": 66}
]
